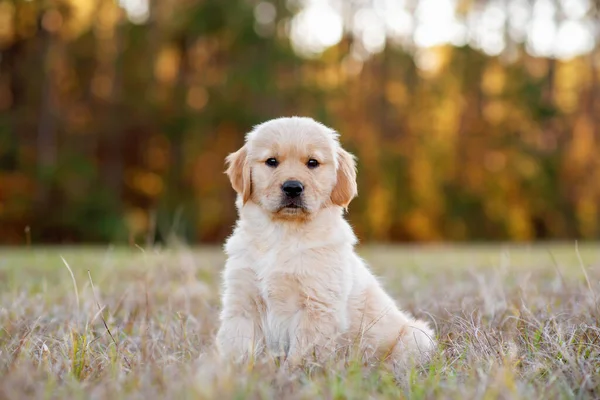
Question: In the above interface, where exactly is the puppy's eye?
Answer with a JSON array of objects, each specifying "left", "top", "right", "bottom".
[
  {"left": 265, "top": 158, "right": 279, "bottom": 167},
  {"left": 307, "top": 159, "right": 319, "bottom": 169}
]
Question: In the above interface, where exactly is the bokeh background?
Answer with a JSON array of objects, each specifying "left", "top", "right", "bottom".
[{"left": 1, "top": 0, "right": 599, "bottom": 245}]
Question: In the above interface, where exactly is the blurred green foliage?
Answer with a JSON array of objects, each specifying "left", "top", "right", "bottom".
[{"left": 0, "top": 0, "right": 599, "bottom": 244}]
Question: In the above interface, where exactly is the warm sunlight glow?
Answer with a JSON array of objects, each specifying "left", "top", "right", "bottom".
[
  {"left": 414, "top": 0, "right": 465, "bottom": 48},
  {"left": 119, "top": 0, "right": 149, "bottom": 24},
  {"left": 286, "top": 0, "right": 596, "bottom": 60},
  {"left": 353, "top": 8, "right": 386, "bottom": 54},
  {"left": 555, "top": 19, "right": 594, "bottom": 59},
  {"left": 290, "top": 0, "right": 343, "bottom": 57}
]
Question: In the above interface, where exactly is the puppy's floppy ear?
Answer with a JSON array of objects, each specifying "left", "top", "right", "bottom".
[
  {"left": 331, "top": 147, "right": 357, "bottom": 209},
  {"left": 225, "top": 145, "right": 252, "bottom": 204}
]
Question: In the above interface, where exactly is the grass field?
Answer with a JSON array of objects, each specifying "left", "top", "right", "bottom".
[{"left": 1, "top": 243, "right": 599, "bottom": 399}]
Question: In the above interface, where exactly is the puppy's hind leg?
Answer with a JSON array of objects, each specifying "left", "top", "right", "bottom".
[{"left": 384, "top": 315, "right": 436, "bottom": 369}]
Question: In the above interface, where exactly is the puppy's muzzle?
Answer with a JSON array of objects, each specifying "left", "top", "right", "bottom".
[{"left": 282, "top": 180, "right": 304, "bottom": 198}]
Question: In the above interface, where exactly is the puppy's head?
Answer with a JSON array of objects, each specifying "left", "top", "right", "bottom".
[{"left": 225, "top": 117, "right": 357, "bottom": 220}]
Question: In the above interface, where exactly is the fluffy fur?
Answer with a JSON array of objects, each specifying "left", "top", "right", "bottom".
[{"left": 216, "top": 117, "right": 436, "bottom": 368}]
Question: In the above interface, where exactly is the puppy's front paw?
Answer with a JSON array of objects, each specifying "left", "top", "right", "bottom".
[
  {"left": 286, "top": 328, "right": 338, "bottom": 367},
  {"left": 216, "top": 317, "right": 263, "bottom": 363}
]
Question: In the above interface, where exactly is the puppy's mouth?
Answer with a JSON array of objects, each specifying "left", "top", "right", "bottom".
[{"left": 278, "top": 199, "right": 306, "bottom": 212}]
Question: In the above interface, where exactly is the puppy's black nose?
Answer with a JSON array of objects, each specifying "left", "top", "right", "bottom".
[{"left": 282, "top": 180, "right": 304, "bottom": 198}]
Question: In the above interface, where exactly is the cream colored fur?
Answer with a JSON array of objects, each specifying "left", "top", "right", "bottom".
[{"left": 216, "top": 117, "right": 436, "bottom": 368}]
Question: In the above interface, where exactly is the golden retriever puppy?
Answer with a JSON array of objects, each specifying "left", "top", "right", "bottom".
[{"left": 216, "top": 117, "right": 435, "bottom": 368}]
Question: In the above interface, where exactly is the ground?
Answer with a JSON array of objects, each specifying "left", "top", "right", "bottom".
[{"left": 0, "top": 243, "right": 599, "bottom": 399}]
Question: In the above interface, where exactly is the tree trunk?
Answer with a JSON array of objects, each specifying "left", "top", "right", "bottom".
[{"left": 36, "top": 21, "right": 57, "bottom": 207}]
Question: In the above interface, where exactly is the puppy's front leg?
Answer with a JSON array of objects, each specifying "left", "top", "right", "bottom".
[
  {"left": 216, "top": 266, "right": 265, "bottom": 362},
  {"left": 216, "top": 315, "right": 263, "bottom": 361},
  {"left": 286, "top": 307, "right": 341, "bottom": 365},
  {"left": 266, "top": 273, "right": 347, "bottom": 364}
]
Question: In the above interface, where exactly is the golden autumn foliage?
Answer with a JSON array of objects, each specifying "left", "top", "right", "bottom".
[{"left": 0, "top": 0, "right": 599, "bottom": 244}]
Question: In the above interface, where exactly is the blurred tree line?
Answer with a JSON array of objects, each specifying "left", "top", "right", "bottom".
[{"left": 0, "top": 0, "right": 599, "bottom": 244}]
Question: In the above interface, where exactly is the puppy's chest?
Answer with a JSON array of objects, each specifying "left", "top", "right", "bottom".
[
  {"left": 250, "top": 248, "right": 343, "bottom": 311},
  {"left": 253, "top": 253, "right": 312, "bottom": 304}
]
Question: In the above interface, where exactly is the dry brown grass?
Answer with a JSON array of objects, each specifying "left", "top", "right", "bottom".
[{"left": 1, "top": 243, "right": 599, "bottom": 399}]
